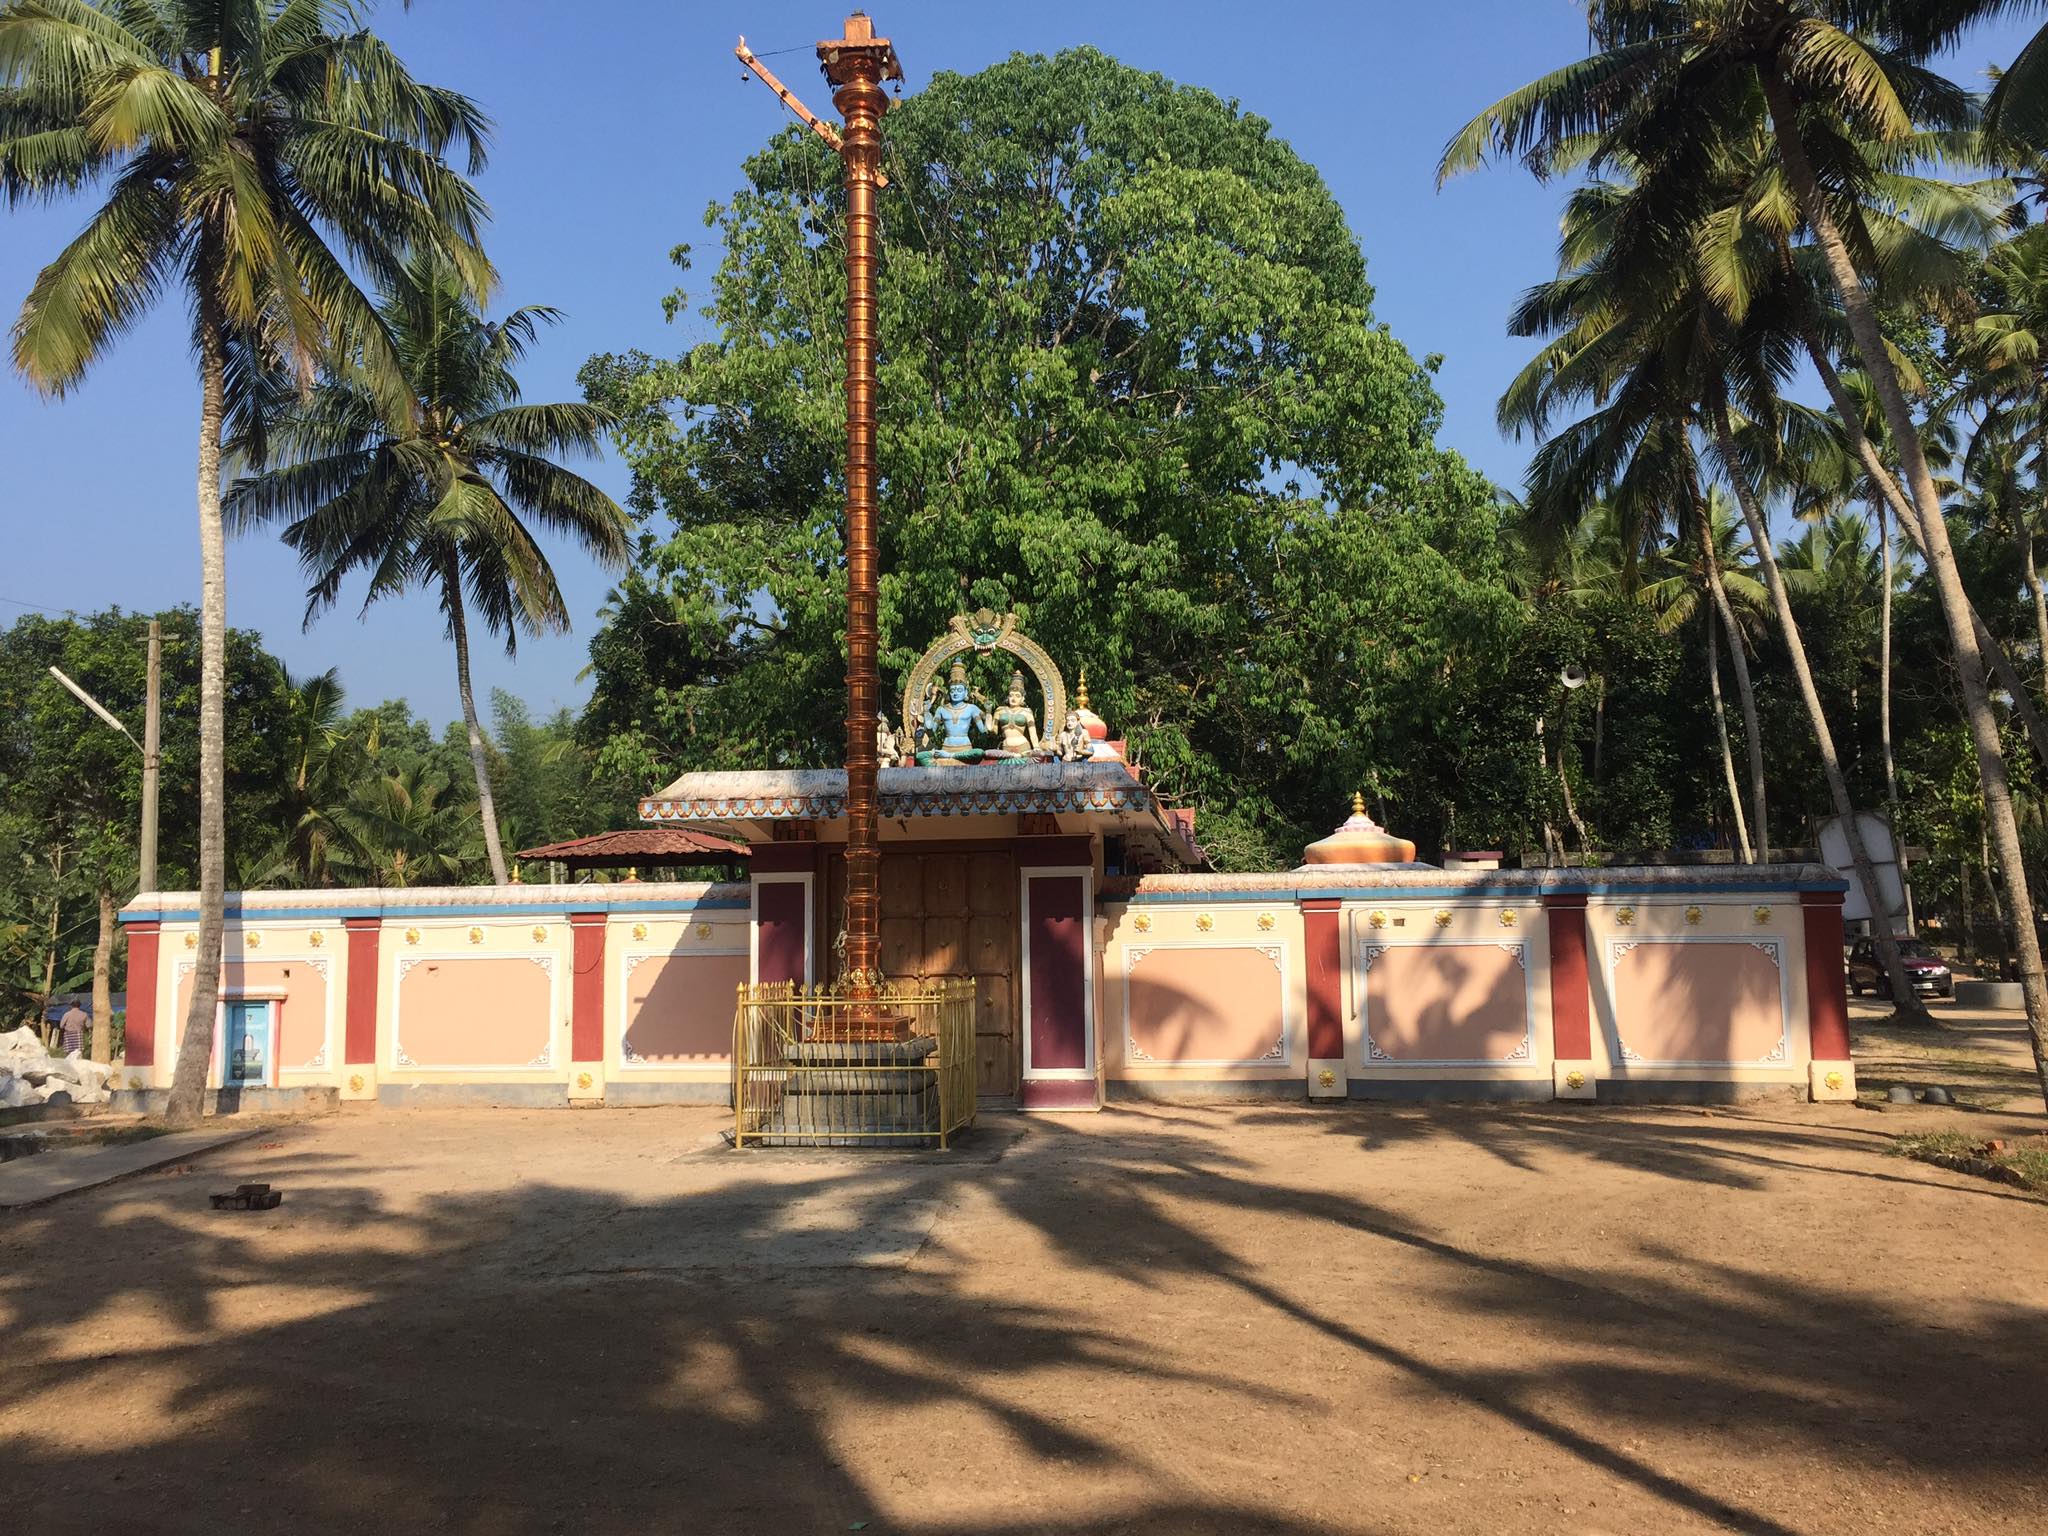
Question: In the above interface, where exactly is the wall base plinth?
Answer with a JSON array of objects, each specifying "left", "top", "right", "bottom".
[
  {"left": 1809, "top": 1060, "right": 1857, "bottom": 1101},
  {"left": 1309, "top": 1058, "right": 1347, "bottom": 1102},
  {"left": 569, "top": 1066, "right": 605, "bottom": 1103},
  {"left": 1022, "top": 1078, "right": 1099, "bottom": 1111},
  {"left": 1553, "top": 1061, "right": 1597, "bottom": 1100},
  {"left": 341, "top": 1069, "right": 376, "bottom": 1102}
]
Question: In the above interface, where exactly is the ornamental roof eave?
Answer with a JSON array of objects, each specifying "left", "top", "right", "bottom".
[{"left": 638, "top": 762, "right": 1202, "bottom": 867}]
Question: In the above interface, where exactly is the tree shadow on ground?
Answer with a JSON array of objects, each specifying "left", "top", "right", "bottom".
[{"left": 2, "top": 1105, "right": 2044, "bottom": 1534}]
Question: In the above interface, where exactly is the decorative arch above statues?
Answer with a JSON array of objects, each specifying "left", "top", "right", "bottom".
[{"left": 898, "top": 609, "right": 1072, "bottom": 766}]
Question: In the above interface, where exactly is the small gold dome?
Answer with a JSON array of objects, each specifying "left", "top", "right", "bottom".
[{"left": 1302, "top": 792, "right": 1417, "bottom": 866}]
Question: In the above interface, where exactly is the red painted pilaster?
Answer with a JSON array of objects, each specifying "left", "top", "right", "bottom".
[
  {"left": 1543, "top": 894, "right": 1591, "bottom": 1060},
  {"left": 343, "top": 918, "right": 381, "bottom": 1065},
  {"left": 1801, "top": 891, "right": 1851, "bottom": 1061},
  {"left": 123, "top": 921, "right": 159, "bottom": 1069},
  {"left": 1302, "top": 899, "right": 1344, "bottom": 1060},
  {"left": 569, "top": 912, "right": 607, "bottom": 1061}
]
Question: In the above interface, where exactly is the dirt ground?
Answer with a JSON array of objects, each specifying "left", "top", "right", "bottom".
[
  {"left": 4, "top": 1094, "right": 2046, "bottom": 1536},
  {"left": 1850, "top": 995, "right": 2046, "bottom": 1109}
]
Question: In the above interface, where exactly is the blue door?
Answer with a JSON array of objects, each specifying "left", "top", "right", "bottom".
[{"left": 223, "top": 1001, "right": 274, "bottom": 1087}]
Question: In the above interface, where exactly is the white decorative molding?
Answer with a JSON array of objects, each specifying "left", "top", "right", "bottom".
[
  {"left": 1355, "top": 934, "right": 1537, "bottom": 1069},
  {"left": 1603, "top": 936, "right": 1793, "bottom": 1068},
  {"left": 615, "top": 943, "right": 747, "bottom": 1071},
  {"left": 1120, "top": 939, "right": 1290, "bottom": 1067},
  {"left": 390, "top": 950, "right": 561, "bottom": 1073},
  {"left": 175, "top": 954, "right": 334, "bottom": 1075}
]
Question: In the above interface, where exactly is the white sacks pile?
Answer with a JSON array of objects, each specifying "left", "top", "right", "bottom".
[{"left": 0, "top": 1025, "right": 115, "bottom": 1108}]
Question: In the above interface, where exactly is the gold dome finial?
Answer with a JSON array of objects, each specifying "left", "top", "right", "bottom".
[
  {"left": 1350, "top": 790, "right": 1366, "bottom": 819},
  {"left": 1075, "top": 667, "right": 1090, "bottom": 711}
]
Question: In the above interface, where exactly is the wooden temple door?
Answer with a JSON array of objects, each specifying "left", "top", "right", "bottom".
[{"left": 829, "top": 847, "right": 1021, "bottom": 1100}]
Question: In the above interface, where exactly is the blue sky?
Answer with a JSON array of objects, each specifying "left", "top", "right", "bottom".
[{"left": 0, "top": 1, "right": 2032, "bottom": 727}]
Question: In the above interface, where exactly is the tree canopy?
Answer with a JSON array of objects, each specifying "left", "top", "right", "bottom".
[{"left": 582, "top": 48, "right": 1522, "bottom": 866}]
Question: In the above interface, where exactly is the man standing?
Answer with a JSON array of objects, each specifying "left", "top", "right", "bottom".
[{"left": 57, "top": 1001, "right": 88, "bottom": 1056}]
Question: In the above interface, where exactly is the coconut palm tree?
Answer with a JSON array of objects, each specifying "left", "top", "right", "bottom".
[
  {"left": 332, "top": 765, "right": 481, "bottom": 888},
  {"left": 246, "top": 663, "right": 363, "bottom": 888},
  {"left": 2, "top": 0, "right": 489, "bottom": 1123},
  {"left": 1495, "top": 150, "right": 1934, "bottom": 1018},
  {"left": 1443, "top": 0, "right": 2048, "bottom": 1091},
  {"left": 1641, "top": 487, "right": 1772, "bottom": 859},
  {"left": 227, "top": 246, "right": 629, "bottom": 884}
]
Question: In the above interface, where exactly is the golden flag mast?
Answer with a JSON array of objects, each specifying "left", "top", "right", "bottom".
[{"left": 737, "top": 16, "right": 904, "bottom": 1021}]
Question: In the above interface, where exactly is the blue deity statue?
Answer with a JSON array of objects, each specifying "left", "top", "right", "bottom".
[{"left": 920, "top": 660, "right": 992, "bottom": 763}]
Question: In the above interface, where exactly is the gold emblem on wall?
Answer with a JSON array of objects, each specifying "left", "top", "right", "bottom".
[
  {"left": 183, "top": 931, "right": 197, "bottom": 949},
  {"left": 1565, "top": 1069, "right": 1586, "bottom": 1090},
  {"left": 348, "top": 1074, "right": 365, "bottom": 1093},
  {"left": 1195, "top": 913, "right": 1214, "bottom": 932},
  {"left": 468, "top": 926, "right": 485, "bottom": 945},
  {"left": 1753, "top": 905, "right": 1772, "bottom": 924},
  {"left": 1433, "top": 909, "right": 1452, "bottom": 928},
  {"left": 1499, "top": 909, "right": 1518, "bottom": 928},
  {"left": 1824, "top": 1069, "right": 1844, "bottom": 1092},
  {"left": 531, "top": 925, "right": 548, "bottom": 943},
  {"left": 631, "top": 923, "right": 649, "bottom": 941},
  {"left": 1133, "top": 912, "right": 1152, "bottom": 933},
  {"left": 696, "top": 923, "right": 713, "bottom": 938},
  {"left": 1317, "top": 1069, "right": 1337, "bottom": 1089},
  {"left": 1684, "top": 905, "right": 1703, "bottom": 926},
  {"left": 403, "top": 927, "right": 421, "bottom": 946},
  {"left": 244, "top": 930, "right": 262, "bottom": 949},
  {"left": 1368, "top": 910, "right": 1388, "bottom": 929},
  {"left": 1614, "top": 907, "right": 1635, "bottom": 926},
  {"left": 576, "top": 1072, "right": 594, "bottom": 1091},
  {"left": 1257, "top": 912, "right": 1276, "bottom": 931},
  {"left": 308, "top": 929, "right": 325, "bottom": 947}
]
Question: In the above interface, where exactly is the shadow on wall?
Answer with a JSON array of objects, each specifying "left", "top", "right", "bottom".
[
  {"left": 1125, "top": 945, "right": 1289, "bottom": 1063},
  {"left": 1362, "top": 942, "right": 1528, "bottom": 1062},
  {"left": 3, "top": 1109, "right": 2044, "bottom": 1534},
  {"left": 1608, "top": 939, "right": 1786, "bottom": 1062}
]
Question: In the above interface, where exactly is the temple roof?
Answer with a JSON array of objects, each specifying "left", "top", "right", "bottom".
[
  {"left": 640, "top": 761, "right": 1204, "bottom": 868},
  {"left": 515, "top": 827, "right": 747, "bottom": 869}
]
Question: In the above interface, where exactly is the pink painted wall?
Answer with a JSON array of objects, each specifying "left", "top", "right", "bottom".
[
  {"left": 175, "top": 960, "right": 329, "bottom": 1071},
  {"left": 623, "top": 952, "right": 749, "bottom": 1063},
  {"left": 396, "top": 957, "right": 553, "bottom": 1068},
  {"left": 1611, "top": 941, "right": 1786, "bottom": 1063},
  {"left": 1126, "top": 947, "right": 1286, "bottom": 1064},
  {"left": 1364, "top": 943, "right": 1529, "bottom": 1062}
]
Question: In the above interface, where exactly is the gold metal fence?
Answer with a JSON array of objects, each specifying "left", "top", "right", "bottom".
[{"left": 732, "top": 977, "right": 978, "bottom": 1148}]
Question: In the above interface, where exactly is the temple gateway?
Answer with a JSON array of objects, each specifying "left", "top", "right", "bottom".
[{"left": 117, "top": 606, "right": 1857, "bottom": 1118}]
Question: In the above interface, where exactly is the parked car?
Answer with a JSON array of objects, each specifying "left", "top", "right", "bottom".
[{"left": 1846, "top": 937, "right": 1953, "bottom": 999}]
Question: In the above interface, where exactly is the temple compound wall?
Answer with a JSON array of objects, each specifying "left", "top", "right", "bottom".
[{"left": 117, "top": 861, "right": 1855, "bottom": 1109}]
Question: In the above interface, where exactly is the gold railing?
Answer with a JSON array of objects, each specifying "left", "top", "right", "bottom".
[{"left": 732, "top": 977, "right": 978, "bottom": 1148}]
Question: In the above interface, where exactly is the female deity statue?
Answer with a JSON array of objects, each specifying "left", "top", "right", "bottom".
[
  {"left": 919, "top": 660, "right": 992, "bottom": 763},
  {"left": 992, "top": 670, "right": 1040, "bottom": 758}
]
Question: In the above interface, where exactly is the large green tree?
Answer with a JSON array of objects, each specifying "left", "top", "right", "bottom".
[
  {"left": 2, "top": 0, "right": 489, "bottom": 1122},
  {"left": 582, "top": 49, "right": 1521, "bottom": 865}
]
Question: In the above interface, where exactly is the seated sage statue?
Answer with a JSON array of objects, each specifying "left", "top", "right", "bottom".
[
  {"left": 1054, "top": 709, "right": 1092, "bottom": 762},
  {"left": 919, "top": 661, "right": 992, "bottom": 764},
  {"left": 876, "top": 712, "right": 901, "bottom": 769},
  {"left": 990, "top": 669, "right": 1041, "bottom": 758}
]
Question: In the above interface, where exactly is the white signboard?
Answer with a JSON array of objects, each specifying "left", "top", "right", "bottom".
[{"left": 1815, "top": 813, "right": 1906, "bottom": 924}]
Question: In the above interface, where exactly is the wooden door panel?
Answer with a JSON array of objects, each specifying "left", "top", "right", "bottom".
[
  {"left": 967, "top": 913, "right": 1010, "bottom": 973},
  {"left": 968, "top": 852, "right": 1013, "bottom": 913},
  {"left": 923, "top": 854, "right": 968, "bottom": 914}
]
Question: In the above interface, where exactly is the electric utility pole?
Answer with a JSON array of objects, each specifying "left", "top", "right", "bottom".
[
  {"left": 738, "top": 13, "right": 904, "bottom": 1015},
  {"left": 48, "top": 618, "right": 161, "bottom": 895}
]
